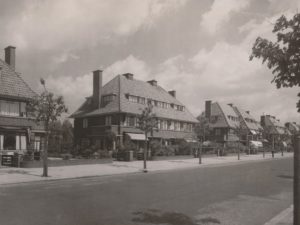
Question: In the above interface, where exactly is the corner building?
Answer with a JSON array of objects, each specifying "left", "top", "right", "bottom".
[{"left": 71, "top": 71, "right": 198, "bottom": 151}]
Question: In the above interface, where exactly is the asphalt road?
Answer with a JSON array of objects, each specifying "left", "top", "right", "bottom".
[{"left": 0, "top": 158, "right": 293, "bottom": 225}]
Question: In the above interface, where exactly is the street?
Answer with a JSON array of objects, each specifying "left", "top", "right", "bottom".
[{"left": 0, "top": 158, "right": 293, "bottom": 225}]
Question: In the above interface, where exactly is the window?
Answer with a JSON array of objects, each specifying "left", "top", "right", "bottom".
[
  {"left": 83, "top": 119, "right": 88, "bottom": 128},
  {"left": 34, "top": 136, "right": 41, "bottom": 151},
  {"left": 138, "top": 97, "right": 145, "bottom": 104},
  {"left": 215, "top": 128, "right": 221, "bottom": 135},
  {"left": 105, "top": 116, "right": 112, "bottom": 125},
  {"left": 0, "top": 100, "right": 20, "bottom": 116},
  {"left": 102, "top": 94, "right": 116, "bottom": 104},
  {"left": 175, "top": 121, "right": 180, "bottom": 131},
  {"left": 3, "top": 135, "right": 16, "bottom": 150},
  {"left": 129, "top": 116, "right": 136, "bottom": 127}
]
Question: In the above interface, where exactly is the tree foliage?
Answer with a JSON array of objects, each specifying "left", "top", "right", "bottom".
[
  {"left": 138, "top": 104, "right": 157, "bottom": 137},
  {"left": 28, "top": 79, "right": 68, "bottom": 176},
  {"left": 195, "top": 112, "right": 210, "bottom": 142},
  {"left": 138, "top": 104, "right": 157, "bottom": 171},
  {"left": 250, "top": 13, "right": 300, "bottom": 112}
]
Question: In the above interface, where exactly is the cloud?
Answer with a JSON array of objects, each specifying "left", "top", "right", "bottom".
[
  {"left": 52, "top": 51, "right": 80, "bottom": 64},
  {"left": 104, "top": 55, "right": 151, "bottom": 82},
  {"left": 45, "top": 55, "right": 151, "bottom": 114},
  {"left": 200, "top": 0, "right": 250, "bottom": 35},
  {"left": 1, "top": 0, "right": 188, "bottom": 51}
]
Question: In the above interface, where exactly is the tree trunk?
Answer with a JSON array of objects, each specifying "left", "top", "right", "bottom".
[
  {"left": 294, "top": 135, "right": 300, "bottom": 225},
  {"left": 42, "top": 132, "right": 49, "bottom": 177},
  {"left": 143, "top": 133, "right": 147, "bottom": 172},
  {"left": 198, "top": 143, "right": 202, "bottom": 164}
]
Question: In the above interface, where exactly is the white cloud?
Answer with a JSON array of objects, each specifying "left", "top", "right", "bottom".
[
  {"left": 104, "top": 55, "right": 151, "bottom": 82},
  {"left": 200, "top": 0, "right": 250, "bottom": 35},
  {"left": 52, "top": 51, "right": 80, "bottom": 64},
  {"left": 2, "top": 0, "right": 188, "bottom": 51},
  {"left": 45, "top": 54, "right": 151, "bottom": 114}
]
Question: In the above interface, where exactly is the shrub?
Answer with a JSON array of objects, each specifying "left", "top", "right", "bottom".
[{"left": 149, "top": 140, "right": 162, "bottom": 156}]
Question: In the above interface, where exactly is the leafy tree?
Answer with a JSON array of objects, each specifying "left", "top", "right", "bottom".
[
  {"left": 250, "top": 13, "right": 300, "bottom": 112},
  {"left": 61, "top": 119, "right": 73, "bottom": 152},
  {"left": 28, "top": 79, "right": 68, "bottom": 177},
  {"left": 195, "top": 112, "right": 210, "bottom": 142},
  {"left": 138, "top": 104, "right": 157, "bottom": 172}
]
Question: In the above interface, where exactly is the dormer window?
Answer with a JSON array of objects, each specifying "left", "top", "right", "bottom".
[{"left": 102, "top": 94, "right": 116, "bottom": 104}]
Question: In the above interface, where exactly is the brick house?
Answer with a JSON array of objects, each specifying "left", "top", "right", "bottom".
[
  {"left": 0, "top": 46, "right": 45, "bottom": 160},
  {"left": 71, "top": 71, "right": 198, "bottom": 152},
  {"left": 260, "top": 115, "right": 290, "bottom": 149},
  {"left": 285, "top": 122, "right": 300, "bottom": 135},
  {"left": 204, "top": 101, "right": 262, "bottom": 146}
]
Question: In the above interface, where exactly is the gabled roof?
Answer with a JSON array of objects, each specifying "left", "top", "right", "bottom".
[
  {"left": 71, "top": 75, "right": 198, "bottom": 123},
  {"left": 209, "top": 102, "right": 240, "bottom": 128},
  {"left": 0, "top": 59, "right": 36, "bottom": 100},
  {"left": 264, "top": 115, "right": 286, "bottom": 135},
  {"left": 233, "top": 106, "right": 262, "bottom": 131}
]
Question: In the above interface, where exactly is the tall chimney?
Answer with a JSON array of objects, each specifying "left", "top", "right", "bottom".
[
  {"left": 205, "top": 100, "right": 212, "bottom": 119},
  {"left": 5, "top": 46, "right": 16, "bottom": 70},
  {"left": 168, "top": 90, "right": 176, "bottom": 98},
  {"left": 260, "top": 115, "right": 265, "bottom": 127},
  {"left": 92, "top": 70, "right": 103, "bottom": 109}
]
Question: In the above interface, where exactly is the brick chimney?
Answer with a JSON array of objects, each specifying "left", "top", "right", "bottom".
[
  {"left": 92, "top": 70, "right": 103, "bottom": 109},
  {"left": 5, "top": 46, "right": 16, "bottom": 70},
  {"left": 246, "top": 111, "right": 250, "bottom": 114},
  {"left": 123, "top": 73, "right": 133, "bottom": 80},
  {"left": 147, "top": 80, "right": 157, "bottom": 86},
  {"left": 205, "top": 100, "right": 212, "bottom": 119},
  {"left": 168, "top": 90, "right": 176, "bottom": 98}
]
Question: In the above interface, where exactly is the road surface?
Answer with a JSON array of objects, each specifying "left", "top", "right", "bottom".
[{"left": 0, "top": 158, "right": 293, "bottom": 225}]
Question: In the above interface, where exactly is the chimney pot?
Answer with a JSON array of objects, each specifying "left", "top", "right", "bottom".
[
  {"left": 92, "top": 69, "right": 103, "bottom": 109},
  {"left": 147, "top": 80, "right": 157, "bottom": 86},
  {"left": 228, "top": 103, "right": 233, "bottom": 107},
  {"left": 123, "top": 73, "right": 133, "bottom": 80},
  {"left": 168, "top": 90, "right": 176, "bottom": 98},
  {"left": 246, "top": 110, "right": 250, "bottom": 114},
  {"left": 4, "top": 46, "right": 16, "bottom": 70}
]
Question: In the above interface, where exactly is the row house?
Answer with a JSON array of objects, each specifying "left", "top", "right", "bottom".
[
  {"left": 261, "top": 115, "right": 290, "bottom": 149},
  {"left": 71, "top": 71, "right": 198, "bottom": 151},
  {"left": 285, "top": 122, "right": 300, "bottom": 135},
  {"left": 0, "top": 46, "right": 45, "bottom": 160},
  {"left": 204, "top": 101, "right": 262, "bottom": 146}
]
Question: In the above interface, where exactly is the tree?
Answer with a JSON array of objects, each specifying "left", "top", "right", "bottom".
[
  {"left": 61, "top": 119, "right": 73, "bottom": 152},
  {"left": 250, "top": 13, "right": 300, "bottom": 112},
  {"left": 234, "top": 123, "right": 247, "bottom": 160},
  {"left": 195, "top": 112, "right": 210, "bottom": 142},
  {"left": 138, "top": 104, "right": 157, "bottom": 172},
  {"left": 28, "top": 79, "right": 68, "bottom": 177}
]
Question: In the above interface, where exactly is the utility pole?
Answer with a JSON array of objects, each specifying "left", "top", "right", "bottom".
[{"left": 294, "top": 135, "right": 300, "bottom": 225}]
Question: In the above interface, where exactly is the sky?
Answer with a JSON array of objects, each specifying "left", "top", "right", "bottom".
[{"left": 0, "top": 0, "right": 299, "bottom": 123}]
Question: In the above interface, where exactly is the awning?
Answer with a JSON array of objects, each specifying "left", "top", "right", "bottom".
[
  {"left": 126, "top": 133, "right": 147, "bottom": 141},
  {"left": 185, "top": 138, "right": 198, "bottom": 143},
  {"left": 250, "top": 140, "right": 263, "bottom": 148}
]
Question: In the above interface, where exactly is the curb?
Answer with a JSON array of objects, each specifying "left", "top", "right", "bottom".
[
  {"left": 0, "top": 155, "right": 293, "bottom": 186},
  {"left": 264, "top": 205, "right": 293, "bottom": 225}
]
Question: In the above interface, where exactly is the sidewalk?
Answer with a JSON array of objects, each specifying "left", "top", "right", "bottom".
[
  {"left": 264, "top": 205, "right": 293, "bottom": 225},
  {"left": 0, "top": 152, "right": 293, "bottom": 186}
]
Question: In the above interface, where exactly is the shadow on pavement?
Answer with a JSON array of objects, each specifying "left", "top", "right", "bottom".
[{"left": 132, "top": 209, "right": 220, "bottom": 225}]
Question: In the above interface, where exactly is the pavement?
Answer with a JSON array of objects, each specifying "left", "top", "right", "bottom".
[{"left": 0, "top": 152, "right": 294, "bottom": 224}]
